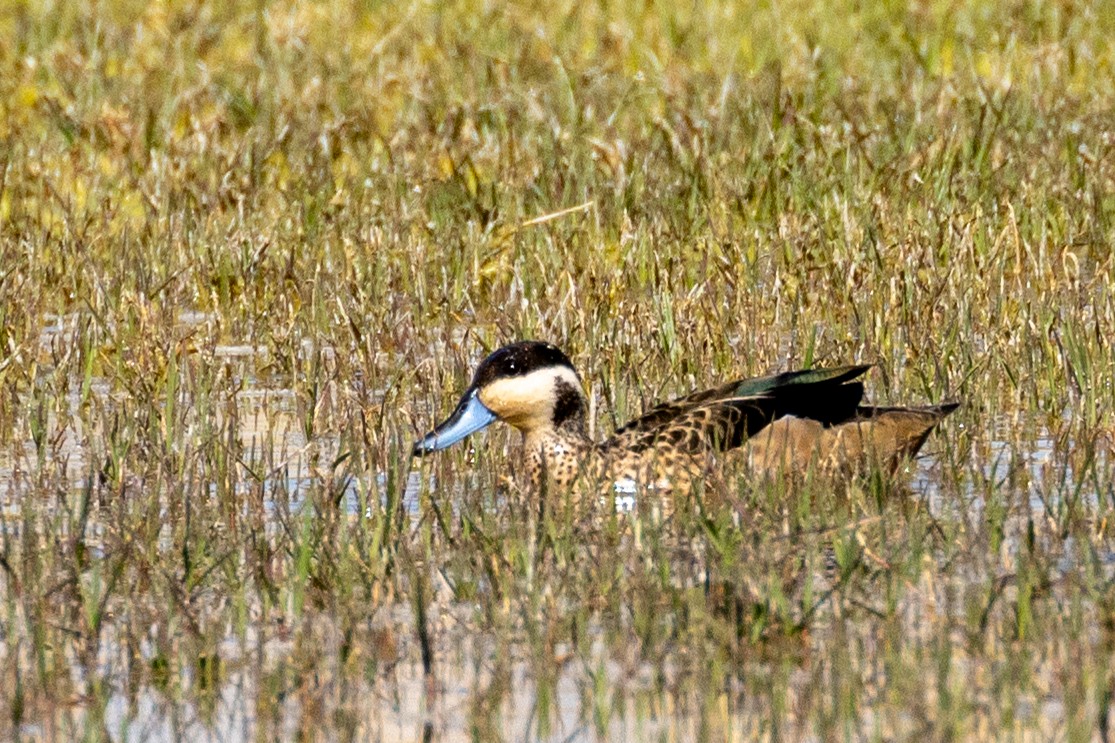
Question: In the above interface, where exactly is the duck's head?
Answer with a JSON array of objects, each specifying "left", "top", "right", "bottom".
[{"left": 413, "top": 341, "right": 585, "bottom": 456}]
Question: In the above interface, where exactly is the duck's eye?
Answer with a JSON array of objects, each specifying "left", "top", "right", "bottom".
[{"left": 507, "top": 361, "right": 518, "bottom": 373}]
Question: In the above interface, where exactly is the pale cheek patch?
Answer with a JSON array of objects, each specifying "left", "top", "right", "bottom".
[{"left": 479, "top": 367, "right": 581, "bottom": 430}]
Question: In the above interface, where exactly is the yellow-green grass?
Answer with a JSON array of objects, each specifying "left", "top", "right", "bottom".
[{"left": 1, "top": 0, "right": 1113, "bottom": 739}]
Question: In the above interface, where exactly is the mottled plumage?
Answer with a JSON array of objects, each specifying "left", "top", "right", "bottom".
[{"left": 413, "top": 341, "right": 958, "bottom": 497}]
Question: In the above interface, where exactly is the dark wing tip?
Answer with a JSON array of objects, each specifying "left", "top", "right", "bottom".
[
  {"left": 931, "top": 401, "right": 961, "bottom": 417},
  {"left": 814, "top": 364, "right": 873, "bottom": 385},
  {"left": 733, "top": 364, "right": 872, "bottom": 397}
]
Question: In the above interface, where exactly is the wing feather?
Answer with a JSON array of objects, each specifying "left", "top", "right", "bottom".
[{"left": 610, "top": 365, "right": 872, "bottom": 446}]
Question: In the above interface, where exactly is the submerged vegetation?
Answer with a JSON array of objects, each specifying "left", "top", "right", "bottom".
[{"left": 1, "top": 0, "right": 1114, "bottom": 739}]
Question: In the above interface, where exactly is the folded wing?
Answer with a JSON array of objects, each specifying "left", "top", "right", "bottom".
[{"left": 606, "top": 365, "right": 872, "bottom": 454}]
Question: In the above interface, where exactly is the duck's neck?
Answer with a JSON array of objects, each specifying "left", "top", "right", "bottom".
[
  {"left": 520, "top": 387, "right": 593, "bottom": 490},
  {"left": 549, "top": 378, "right": 590, "bottom": 441},
  {"left": 524, "top": 407, "right": 590, "bottom": 450},
  {"left": 522, "top": 422, "right": 592, "bottom": 491}
]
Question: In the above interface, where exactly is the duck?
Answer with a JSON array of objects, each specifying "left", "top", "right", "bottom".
[{"left": 412, "top": 341, "right": 958, "bottom": 497}]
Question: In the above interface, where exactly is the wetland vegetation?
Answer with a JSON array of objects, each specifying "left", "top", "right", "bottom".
[{"left": 1, "top": 0, "right": 1114, "bottom": 739}]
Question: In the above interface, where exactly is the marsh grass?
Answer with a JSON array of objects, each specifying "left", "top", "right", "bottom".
[{"left": 2, "top": 0, "right": 1115, "bottom": 739}]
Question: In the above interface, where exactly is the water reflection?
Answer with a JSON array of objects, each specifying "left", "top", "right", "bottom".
[{"left": 3, "top": 353, "right": 1114, "bottom": 742}]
